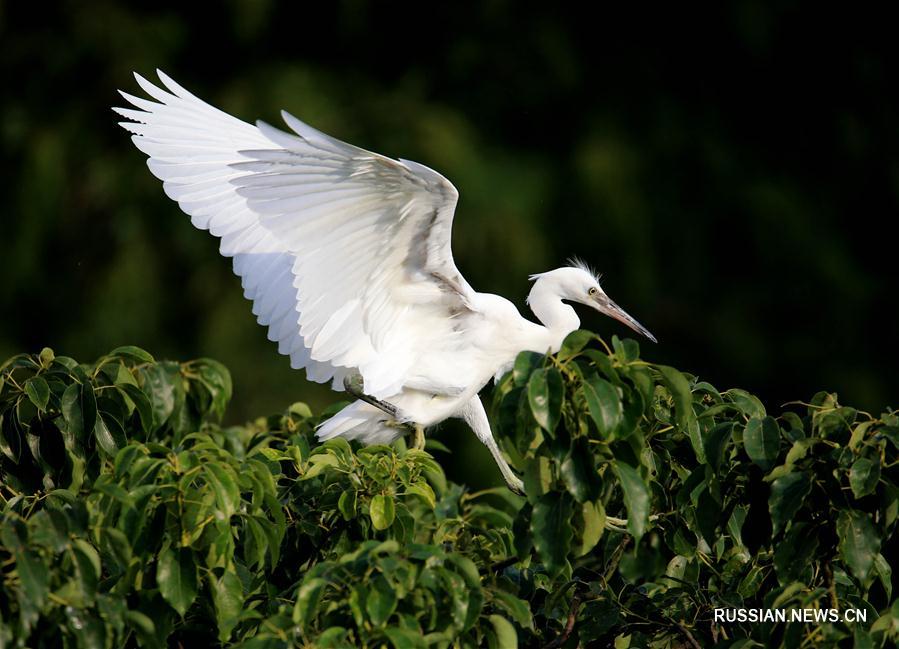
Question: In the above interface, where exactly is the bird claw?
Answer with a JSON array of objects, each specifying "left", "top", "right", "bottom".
[{"left": 344, "top": 374, "right": 399, "bottom": 418}]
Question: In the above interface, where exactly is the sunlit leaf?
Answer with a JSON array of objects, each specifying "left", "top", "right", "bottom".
[
  {"left": 370, "top": 494, "right": 396, "bottom": 530},
  {"left": 24, "top": 376, "right": 50, "bottom": 412}
]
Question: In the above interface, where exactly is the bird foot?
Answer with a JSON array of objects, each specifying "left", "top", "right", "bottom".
[
  {"left": 409, "top": 423, "right": 426, "bottom": 451},
  {"left": 343, "top": 374, "right": 398, "bottom": 418}
]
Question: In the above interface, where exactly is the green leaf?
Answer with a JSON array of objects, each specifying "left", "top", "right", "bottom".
[
  {"left": 768, "top": 472, "right": 812, "bottom": 536},
  {"left": 725, "top": 388, "right": 766, "bottom": 418},
  {"left": 118, "top": 383, "right": 154, "bottom": 434},
  {"left": 71, "top": 539, "right": 100, "bottom": 602},
  {"left": 157, "top": 546, "right": 198, "bottom": 617},
  {"left": 194, "top": 358, "right": 233, "bottom": 419},
  {"left": 560, "top": 438, "right": 602, "bottom": 503},
  {"left": 837, "top": 510, "right": 881, "bottom": 584},
  {"left": 370, "top": 494, "right": 396, "bottom": 530},
  {"left": 406, "top": 482, "right": 436, "bottom": 509},
  {"left": 338, "top": 490, "right": 357, "bottom": 520},
  {"left": 576, "top": 501, "right": 605, "bottom": 556},
  {"left": 491, "top": 590, "right": 533, "bottom": 629},
  {"left": 743, "top": 416, "right": 780, "bottom": 471},
  {"left": 61, "top": 381, "right": 97, "bottom": 442},
  {"left": 14, "top": 550, "right": 49, "bottom": 608},
  {"left": 293, "top": 577, "right": 327, "bottom": 628},
  {"left": 874, "top": 553, "right": 892, "bottom": 601},
  {"left": 385, "top": 627, "right": 427, "bottom": 649},
  {"left": 109, "top": 345, "right": 156, "bottom": 363},
  {"left": 489, "top": 614, "right": 518, "bottom": 649},
  {"left": 613, "top": 462, "right": 650, "bottom": 541},
  {"left": 527, "top": 368, "right": 563, "bottom": 432},
  {"left": 611, "top": 335, "right": 640, "bottom": 363},
  {"left": 513, "top": 351, "right": 543, "bottom": 386},
  {"left": 773, "top": 522, "right": 819, "bottom": 583},
  {"left": 583, "top": 376, "right": 622, "bottom": 437},
  {"left": 366, "top": 575, "right": 398, "bottom": 627},
  {"left": 205, "top": 463, "right": 240, "bottom": 519},
  {"left": 24, "top": 376, "right": 50, "bottom": 411},
  {"left": 849, "top": 457, "right": 880, "bottom": 498},
  {"left": 657, "top": 366, "right": 703, "bottom": 463},
  {"left": 703, "top": 421, "right": 734, "bottom": 472},
  {"left": 0, "top": 406, "right": 23, "bottom": 463},
  {"left": 123, "top": 610, "right": 156, "bottom": 645},
  {"left": 558, "top": 329, "right": 594, "bottom": 360},
  {"left": 140, "top": 364, "right": 175, "bottom": 430},
  {"left": 211, "top": 570, "right": 244, "bottom": 642},
  {"left": 530, "top": 492, "right": 574, "bottom": 576},
  {"left": 94, "top": 412, "right": 125, "bottom": 456}
]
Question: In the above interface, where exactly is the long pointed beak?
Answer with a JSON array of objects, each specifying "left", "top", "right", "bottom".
[{"left": 593, "top": 295, "right": 657, "bottom": 343}]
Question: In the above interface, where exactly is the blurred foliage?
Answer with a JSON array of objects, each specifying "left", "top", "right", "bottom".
[
  {"left": 1, "top": 2, "right": 898, "bottom": 490},
  {"left": 1, "top": 338, "right": 897, "bottom": 647}
]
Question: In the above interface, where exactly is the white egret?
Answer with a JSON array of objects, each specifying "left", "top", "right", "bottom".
[{"left": 115, "top": 71, "right": 656, "bottom": 493}]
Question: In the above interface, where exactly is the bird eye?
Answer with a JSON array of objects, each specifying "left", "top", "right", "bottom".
[{"left": 588, "top": 287, "right": 598, "bottom": 296}]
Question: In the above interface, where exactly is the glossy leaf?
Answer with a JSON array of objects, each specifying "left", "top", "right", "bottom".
[
  {"left": 211, "top": 570, "right": 244, "bottom": 642},
  {"left": 743, "top": 416, "right": 781, "bottom": 471},
  {"left": 657, "top": 366, "right": 703, "bottom": 463},
  {"left": 531, "top": 492, "right": 574, "bottom": 576},
  {"left": 527, "top": 368, "right": 563, "bottom": 432},
  {"left": 768, "top": 471, "right": 812, "bottom": 536},
  {"left": 370, "top": 494, "right": 396, "bottom": 530},
  {"left": 560, "top": 438, "right": 602, "bottom": 502},
  {"left": 293, "top": 577, "right": 327, "bottom": 629},
  {"left": 583, "top": 375, "right": 622, "bottom": 436},
  {"left": 157, "top": 546, "right": 198, "bottom": 617},
  {"left": 24, "top": 376, "right": 50, "bottom": 411},
  {"left": 837, "top": 510, "right": 881, "bottom": 584},
  {"left": 613, "top": 462, "right": 650, "bottom": 540},
  {"left": 489, "top": 615, "right": 518, "bottom": 649},
  {"left": 366, "top": 575, "right": 398, "bottom": 627},
  {"left": 849, "top": 457, "right": 880, "bottom": 498},
  {"left": 109, "top": 346, "right": 156, "bottom": 363}
]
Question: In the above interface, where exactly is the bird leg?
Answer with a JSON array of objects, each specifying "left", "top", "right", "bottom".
[
  {"left": 461, "top": 396, "right": 525, "bottom": 495},
  {"left": 411, "top": 423, "right": 426, "bottom": 451},
  {"left": 343, "top": 374, "right": 426, "bottom": 449},
  {"left": 343, "top": 374, "right": 398, "bottom": 418}
]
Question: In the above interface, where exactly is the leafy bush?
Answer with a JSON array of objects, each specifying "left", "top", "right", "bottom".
[{"left": 0, "top": 335, "right": 896, "bottom": 648}]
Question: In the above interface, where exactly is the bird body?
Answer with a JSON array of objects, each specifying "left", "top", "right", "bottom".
[{"left": 116, "top": 71, "right": 655, "bottom": 492}]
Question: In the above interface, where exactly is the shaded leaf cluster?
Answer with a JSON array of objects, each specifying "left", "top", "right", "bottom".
[{"left": 0, "top": 337, "right": 897, "bottom": 648}]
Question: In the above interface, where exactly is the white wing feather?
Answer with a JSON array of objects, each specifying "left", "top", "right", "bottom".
[{"left": 115, "top": 70, "right": 474, "bottom": 397}]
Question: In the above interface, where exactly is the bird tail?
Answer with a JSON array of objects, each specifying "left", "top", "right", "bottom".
[{"left": 315, "top": 401, "right": 407, "bottom": 446}]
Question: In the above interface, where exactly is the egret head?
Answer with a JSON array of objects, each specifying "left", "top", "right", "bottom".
[{"left": 529, "top": 260, "right": 657, "bottom": 343}]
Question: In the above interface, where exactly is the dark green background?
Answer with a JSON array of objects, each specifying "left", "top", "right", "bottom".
[{"left": 2, "top": 2, "right": 896, "bottom": 486}]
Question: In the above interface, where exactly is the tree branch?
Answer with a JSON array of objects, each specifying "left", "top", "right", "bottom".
[{"left": 542, "top": 593, "right": 581, "bottom": 649}]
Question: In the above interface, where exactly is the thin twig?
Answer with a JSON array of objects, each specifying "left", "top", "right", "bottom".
[
  {"left": 542, "top": 593, "right": 581, "bottom": 649},
  {"left": 673, "top": 620, "right": 702, "bottom": 649}
]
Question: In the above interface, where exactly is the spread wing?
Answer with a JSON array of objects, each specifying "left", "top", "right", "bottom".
[{"left": 115, "top": 70, "right": 475, "bottom": 397}]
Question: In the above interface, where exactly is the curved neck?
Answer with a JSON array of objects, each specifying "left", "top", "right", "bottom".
[{"left": 526, "top": 280, "right": 580, "bottom": 352}]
